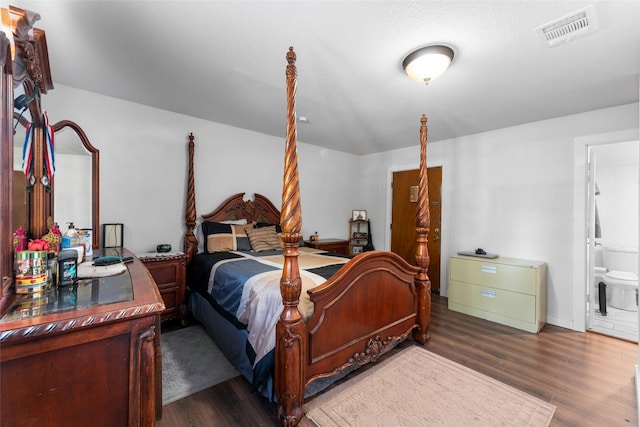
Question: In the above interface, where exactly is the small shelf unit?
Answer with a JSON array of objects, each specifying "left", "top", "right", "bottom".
[{"left": 348, "top": 219, "right": 369, "bottom": 256}]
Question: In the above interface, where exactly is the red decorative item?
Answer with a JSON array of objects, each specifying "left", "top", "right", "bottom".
[
  {"left": 14, "top": 226, "right": 27, "bottom": 253},
  {"left": 28, "top": 239, "right": 50, "bottom": 252}
]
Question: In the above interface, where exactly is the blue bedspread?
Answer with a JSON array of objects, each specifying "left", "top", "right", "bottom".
[{"left": 187, "top": 248, "right": 349, "bottom": 392}]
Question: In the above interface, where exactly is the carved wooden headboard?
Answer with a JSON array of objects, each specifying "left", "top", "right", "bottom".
[{"left": 201, "top": 193, "right": 281, "bottom": 224}]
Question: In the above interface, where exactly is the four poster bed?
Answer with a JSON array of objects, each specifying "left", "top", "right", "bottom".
[{"left": 182, "top": 47, "right": 432, "bottom": 426}]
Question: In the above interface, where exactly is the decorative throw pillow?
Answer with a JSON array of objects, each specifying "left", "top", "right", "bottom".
[
  {"left": 201, "top": 221, "right": 251, "bottom": 252},
  {"left": 220, "top": 219, "right": 248, "bottom": 225},
  {"left": 245, "top": 225, "right": 282, "bottom": 252},
  {"left": 254, "top": 221, "right": 283, "bottom": 232},
  {"left": 233, "top": 225, "right": 252, "bottom": 251}
]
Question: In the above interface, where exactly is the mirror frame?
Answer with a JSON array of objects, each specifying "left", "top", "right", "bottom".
[
  {"left": 52, "top": 120, "right": 100, "bottom": 249},
  {"left": 1, "top": 31, "right": 14, "bottom": 307}
]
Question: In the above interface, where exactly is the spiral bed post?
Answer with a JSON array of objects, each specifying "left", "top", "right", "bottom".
[
  {"left": 413, "top": 114, "right": 431, "bottom": 344},
  {"left": 275, "top": 46, "right": 306, "bottom": 427}
]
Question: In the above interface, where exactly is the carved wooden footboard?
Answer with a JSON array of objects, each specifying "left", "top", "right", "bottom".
[{"left": 305, "top": 251, "right": 420, "bottom": 384}]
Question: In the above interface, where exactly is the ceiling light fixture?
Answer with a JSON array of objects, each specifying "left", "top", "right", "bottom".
[{"left": 402, "top": 45, "right": 454, "bottom": 85}]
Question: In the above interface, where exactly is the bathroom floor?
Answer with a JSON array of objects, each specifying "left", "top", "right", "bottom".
[{"left": 593, "top": 303, "right": 638, "bottom": 342}]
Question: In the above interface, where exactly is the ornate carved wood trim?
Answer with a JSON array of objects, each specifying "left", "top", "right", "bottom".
[
  {"left": 9, "top": 6, "right": 53, "bottom": 126},
  {"left": 0, "top": 301, "right": 164, "bottom": 346},
  {"left": 201, "top": 192, "right": 281, "bottom": 225},
  {"left": 129, "top": 323, "right": 157, "bottom": 426},
  {"left": 331, "top": 332, "right": 408, "bottom": 373}
]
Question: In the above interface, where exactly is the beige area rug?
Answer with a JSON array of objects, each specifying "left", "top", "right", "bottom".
[
  {"left": 305, "top": 345, "right": 555, "bottom": 427},
  {"left": 161, "top": 325, "right": 239, "bottom": 405}
]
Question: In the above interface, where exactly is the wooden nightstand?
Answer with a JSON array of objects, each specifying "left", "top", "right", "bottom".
[
  {"left": 304, "top": 238, "right": 350, "bottom": 256},
  {"left": 140, "top": 252, "right": 187, "bottom": 325}
]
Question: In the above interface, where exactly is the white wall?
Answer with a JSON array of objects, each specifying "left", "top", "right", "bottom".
[
  {"left": 361, "top": 103, "right": 639, "bottom": 330},
  {"left": 594, "top": 141, "right": 639, "bottom": 249},
  {"left": 42, "top": 84, "right": 358, "bottom": 254},
  {"left": 42, "top": 84, "right": 639, "bottom": 331}
]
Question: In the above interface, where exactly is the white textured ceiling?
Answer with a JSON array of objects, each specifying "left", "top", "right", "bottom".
[{"left": 10, "top": 0, "right": 640, "bottom": 155}]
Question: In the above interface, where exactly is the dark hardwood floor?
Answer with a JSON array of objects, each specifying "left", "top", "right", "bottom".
[{"left": 158, "top": 295, "right": 638, "bottom": 426}]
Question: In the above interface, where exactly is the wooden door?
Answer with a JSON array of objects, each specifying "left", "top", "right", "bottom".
[{"left": 391, "top": 167, "right": 442, "bottom": 293}]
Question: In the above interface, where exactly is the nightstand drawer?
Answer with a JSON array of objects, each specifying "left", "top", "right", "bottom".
[
  {"left": 159, "top": 286, "right": 179, "bottom": 315},
  {"left": 148, "top": 265, "right": 179, "bottom": 287},
  {"left": 140, "top": 253, "right": 187, "bottom": 323}
]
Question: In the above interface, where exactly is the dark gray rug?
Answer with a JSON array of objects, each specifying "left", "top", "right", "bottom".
[{"left": 161, "top": 324, "right": 240, "bottom": 405}]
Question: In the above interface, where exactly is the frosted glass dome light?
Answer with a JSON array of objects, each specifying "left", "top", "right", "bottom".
[{"left": 403, "top": 45, "right": 454, "bottom": 85}]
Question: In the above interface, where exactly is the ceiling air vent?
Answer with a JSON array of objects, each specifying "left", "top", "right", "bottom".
[{"left": 534, "top": 6, "right": 598, "bottom": 47}]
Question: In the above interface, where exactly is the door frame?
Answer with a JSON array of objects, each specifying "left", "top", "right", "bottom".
[
  {"left": 385, "top": 159, "right": 449, "bottom": 296},
  {"left": 572, "top": 128, "right": 639, "bottom": 332}
]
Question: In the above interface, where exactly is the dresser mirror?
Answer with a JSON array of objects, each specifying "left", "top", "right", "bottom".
[
  {"left": 12, "top": 109, "right": 100, "bottom": 250},
  {"left": 51, "top": 120, "right": 100, "bottom": 249}
]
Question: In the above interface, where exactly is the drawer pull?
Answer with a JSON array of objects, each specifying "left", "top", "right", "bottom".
[
  {"left": 480, "top": 289, "right": 497, "bottom": 299},
  {"left": 481, "top": 265, "right": 497, "bottom": 274}
]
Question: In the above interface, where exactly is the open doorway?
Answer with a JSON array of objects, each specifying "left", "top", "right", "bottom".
[{"left": 586, "top": 140, "right": 639, "bottom": 341}]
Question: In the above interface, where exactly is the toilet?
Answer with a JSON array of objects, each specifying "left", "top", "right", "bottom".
[{"left": 599, "top": 245, "right": 639, "bottom": 312}]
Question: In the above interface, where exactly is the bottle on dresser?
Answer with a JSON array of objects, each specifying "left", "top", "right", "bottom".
[{"left": 61, "top": 222, "right": 79, "bottom": 248}]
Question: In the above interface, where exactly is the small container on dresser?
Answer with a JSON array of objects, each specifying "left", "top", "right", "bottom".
[{"left": 139, "top": 252, "right": 187, "bottom": 325}]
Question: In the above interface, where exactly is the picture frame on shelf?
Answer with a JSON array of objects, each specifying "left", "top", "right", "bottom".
[
  {"left": 353, "top": 232, "right": 368, "bottom": 239},
  {"left": 352, "top": 245, "right": 363, "bottom": 255},
  {"left": 352, "top": 210, "right": 367, "bottom": 221}
]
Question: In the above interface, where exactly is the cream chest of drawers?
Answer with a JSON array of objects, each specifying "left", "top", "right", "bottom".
[{"left": 448, "top": 255, "right": 547, "bottom": 333}]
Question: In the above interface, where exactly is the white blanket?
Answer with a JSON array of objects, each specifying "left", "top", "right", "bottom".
[{"left": 209, "top": 248, "right": 348, "bottom": 368}]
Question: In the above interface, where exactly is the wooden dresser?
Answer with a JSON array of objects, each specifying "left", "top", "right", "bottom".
[
  {"left": 304, "top": 239, "right": 350, "bottom": 256},
  {"left": 0, "top": 250, "right": 165, "bottom": 426},
  {"left": 448, "top": 255, "right": 547, "bottom": 333}
]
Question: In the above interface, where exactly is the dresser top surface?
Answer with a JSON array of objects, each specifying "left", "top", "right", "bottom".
[
  {"left": 451, "top": 254, "right": 546, "bottom": 268},
  {"left": 1, "top": 270, "right": 134, "bottom": 324},
  {"left": 0, "top": 249, "right": 164, "bottom": 342}
]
